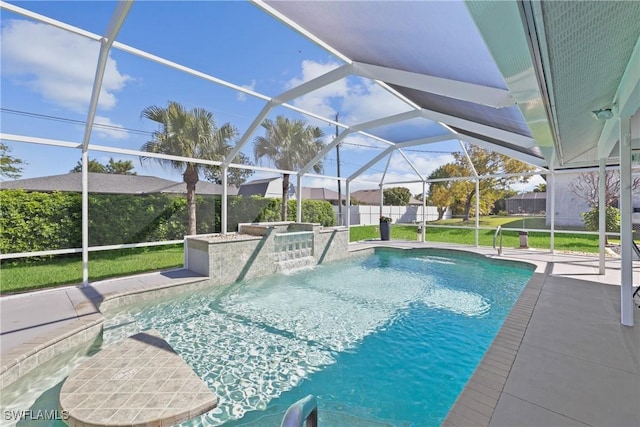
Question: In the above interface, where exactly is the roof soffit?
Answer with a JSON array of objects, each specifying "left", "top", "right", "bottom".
[{"left": 538, "top": 1, "right": 640, "bottom": 164}]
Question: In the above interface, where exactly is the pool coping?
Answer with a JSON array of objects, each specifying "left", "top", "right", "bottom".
[
  {"left": 0, "top": 272, "right": 211, "bottom": 389},
  {"left": 442, "top": 271, "right": 544, "bottom": 427}
]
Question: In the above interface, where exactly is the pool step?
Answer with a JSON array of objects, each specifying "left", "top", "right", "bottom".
[{"left": 59, "top": 329, "right": 217, "bottom": 427}]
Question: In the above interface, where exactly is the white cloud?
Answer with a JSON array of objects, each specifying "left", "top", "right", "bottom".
[
  {"left": 92, "top": 115, "right": 128, "bottom": 140},
  {"left": 510, "top": 174, "right": 545, "bottom": 193},
  {"left": 285, "top": 59, "right": 412, "bottom": 127},
  {"left": 340, "top": 78, "right": 412, "bottom": 124},
  {"left": 389, "top": 152, "right": 455, "bottom": 176},
  {"left": 303, "top": 177, "right": 340, "bottom": 192},
  {"left": 237, "top": 80, "right": 256, "bottom": 102},
  {"left": 285, "top": 60, "right": 348, "bottom": 121},
  {"left": 345, "top": 152, "right": 457, "bottom": 196},
  {"left": 1, "top": 20, "right": 130, "bottom": 112}
]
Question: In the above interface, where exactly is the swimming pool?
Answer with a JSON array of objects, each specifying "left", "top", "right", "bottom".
[{"left": 1, "top": 248, "right": 533, "bottom": 426}]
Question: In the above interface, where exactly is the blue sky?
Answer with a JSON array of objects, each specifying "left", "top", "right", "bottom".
[{"left": 0, "top": 1, "right": 542, "bottom": 195}]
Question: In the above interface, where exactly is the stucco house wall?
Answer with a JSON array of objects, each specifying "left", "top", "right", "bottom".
[{"left": 546, "top": 172, "right": 640, "bottom": 228}]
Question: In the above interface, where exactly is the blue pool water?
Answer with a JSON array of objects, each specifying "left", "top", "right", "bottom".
[
  {"left": 2, "top": 248, "right": 533, "bottom": 427},
  {"left": 101, "top": 248, "right": 533, "bottom": 426}
]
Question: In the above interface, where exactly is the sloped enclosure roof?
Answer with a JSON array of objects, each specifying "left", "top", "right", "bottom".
[{"left": 260, "top": 0, "right": 640, "bottom": 171}]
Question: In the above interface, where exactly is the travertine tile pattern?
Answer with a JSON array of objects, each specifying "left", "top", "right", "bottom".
[{"left": 60, "top": 330, "right": 216, "bottom": 427}]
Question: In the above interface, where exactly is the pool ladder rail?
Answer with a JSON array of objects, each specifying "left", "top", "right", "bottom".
[
  {"left": 493, "top": 226, "right": 503, "bottom": 256},
  {"left": 281, "top": 394, "right": 318, "bottom": 427}
]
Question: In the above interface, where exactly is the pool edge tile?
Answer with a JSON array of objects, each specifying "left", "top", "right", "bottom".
[{"left": 443, "top": 268, "right": 542, "bottom": 427}]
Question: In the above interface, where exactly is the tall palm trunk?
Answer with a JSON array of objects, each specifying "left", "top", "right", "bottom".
[
  {"left": 184, "top": 165, "right": 199, "bottom": 235},
  {"left": 281, "top": 173, "right": 290, "bottom": 221}
]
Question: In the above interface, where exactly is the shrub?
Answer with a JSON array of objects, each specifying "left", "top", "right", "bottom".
[
  {"left": 1, "top": 190, "right": 337, "bottom": 254},
  {"left": 581, "top": 206, "right": 620, "bottom": 233},
  {"left": 0, "top": 190, "right": 81, "bottom": 253},
  {"left": 243, "top": 199, "right": 336, "bottom": 227}
]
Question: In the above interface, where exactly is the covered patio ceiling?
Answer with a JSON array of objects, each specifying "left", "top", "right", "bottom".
[{"left": 257, "top": 0, "right": 640, "bottom": 172}]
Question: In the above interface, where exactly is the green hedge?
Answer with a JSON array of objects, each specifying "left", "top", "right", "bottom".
[
  {"left": 0, "top": 190, "right": 81, "bottom": 253},
  {"left": 257, "top": 199, "right": 336, "bottom": 226},
  {"left": 0, "top": 190, "right": 336, "bottom": 254}
]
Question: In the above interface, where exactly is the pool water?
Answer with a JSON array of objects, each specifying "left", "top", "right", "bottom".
[
  {"left": 2, "top": 248, "right": 533, "bottom": 427},
  {"left": 103, "top": 248, "right": 533, "bottom": 426}
]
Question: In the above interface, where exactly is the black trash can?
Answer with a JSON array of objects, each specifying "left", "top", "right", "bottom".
[{"left": 380, "top": 221, "right": 391, "bottom": 241}]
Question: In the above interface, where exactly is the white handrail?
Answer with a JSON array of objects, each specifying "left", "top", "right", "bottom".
[
  {"left": 493, "top": 226, "right": 503, "bottom": 256},
  {"left": 281, "top": 394, "right": 318, "bottom": 427}
]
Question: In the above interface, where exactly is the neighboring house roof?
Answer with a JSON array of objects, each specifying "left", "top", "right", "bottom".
[
  {"left": 0, "top": 173, "right": 238, "bottom": 195},
  {"left": 351, "top": 189, "right": 380, "bottom": 205},
  {"left": 238, "top": 178, "right": 346, "bottom": 203},
  {"left": 352, "top": 189, "right": 422, "bottom": 205},
  {"left": 299, "top": 187, "right": 345, "bottom": 202},
  {"left": 507, "top": 192, "right": 546, "bottom": 200},
  {"left": 237, "top": 177, "right": 282, "bottom": 197}
]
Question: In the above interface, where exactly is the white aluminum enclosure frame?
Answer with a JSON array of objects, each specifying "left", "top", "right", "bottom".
[{"left": 1, "top": 0, "right": 637, "bottom": 325}]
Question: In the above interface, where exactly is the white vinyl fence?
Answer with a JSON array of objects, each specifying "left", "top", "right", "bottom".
[{"left": 333, "top": 205, "right": 451, "bottom": 226}]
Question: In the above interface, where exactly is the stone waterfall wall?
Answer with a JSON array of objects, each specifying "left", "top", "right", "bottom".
[{"left": 185, "top": 223, "right": 350, "bottom": 285}]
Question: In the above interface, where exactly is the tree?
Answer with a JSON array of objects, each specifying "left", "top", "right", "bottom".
[
  {"left": 581, "top": 206, "right": 620, "bottom": 235},
  {"left": 383, "top": 187, "right": 411, "bottom": 205},
  {"left": 450, "top": 144, "right": 535, "bottom": 221},
  {"left": 253, "top": 116, "right": 325, "bottom": 221},
  {"left": 568, "top": 171, "right": 639, "bottom": 243},
  {"left": 569, "top": 171, "right": 640, "bottom": 208},
  {"left": 106, "top": 158, "right": 136, "bottom": 175},
  {"left": 70, "top": 158, "right": 136, "bottom": 175},
  {"left": 0, "top": 143, "right": 26, "bottom": 179},
  {"left": 141, "top": 101, "right": 238, "bottom": 235},
  {"left": 70, "top": 159, "right": 107, "bottom": 173},
  {"left": 427, "top": 163, "right": 462, "bottom": 220},
  {"left": 533, "top": 182, "right": 546, "bottom": 192},
  {"left": 204, "top": 152, "right": 253, "bottom": 187}
]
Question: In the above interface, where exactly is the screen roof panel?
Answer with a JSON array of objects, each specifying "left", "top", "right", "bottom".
[
  {"left": 265, "top": 1, "right": 507, "bottom": 89},
  {"left": 394, "top": 87, "right": 532, "bottom": 138}
]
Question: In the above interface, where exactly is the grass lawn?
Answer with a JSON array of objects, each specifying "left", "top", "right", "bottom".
[
  {"left": 349, "top": 223, "right": 601, "bottom": 253},
  {"left": 2, "top": 218, "right": 627, "bottom": 294},
  {"left": 0, "top": 244, "right": 184, "bottom": 294},
  {"left": 432, "top": 215, "right": 587, "bottom": 231}
]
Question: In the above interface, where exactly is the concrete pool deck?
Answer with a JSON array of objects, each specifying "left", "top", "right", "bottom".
[{"left": 1, "top": 242, "right": 639, "bottom": 426}]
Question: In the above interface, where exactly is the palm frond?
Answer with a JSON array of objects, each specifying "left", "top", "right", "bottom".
[{"left": 252, "top": 116, "right": 325, "bottom": 172}]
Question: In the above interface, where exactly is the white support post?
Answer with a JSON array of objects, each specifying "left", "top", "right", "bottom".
[
  {"left": 345, "top": 180, "right": 351, "bottom": 229},
  {"left": 422, "top": 181, "right": 427, "bottom": 242},
  {"left": 296, "top": 174, "right": 303, "bottom": 223},
  {"left": 79, "top": 1, "right": 132, "bottom": 286},
  {"left": 475, "top": 178, "right": 480, "bottom": 247},
  {"left": 221, "top": 167, "right": 228, "bottom": 235},
  {"left": 550, "top": 173, "right": 556, "bottom": 253},
  {"left": 619, "top": 117, "right": 633, "bottom": 326},
  {"left": 379, "top": 183, "right": 384, "bottom": 220},
  {"left": 598, "top": 158, "right": 606, "bottom": 274},
  {"left": 81, "top": 150, "right": 89, "bottom": 285}
]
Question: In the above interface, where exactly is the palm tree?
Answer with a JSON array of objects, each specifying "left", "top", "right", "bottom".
[
  {"left": 141, "top": 101, "right": 237, "bottom": 235},
  {"left": 253, "top": 116, "right": 325, "bottom": 221},
  {"left": 533, "top": 182, "right": 547, "bottom": 193}
]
